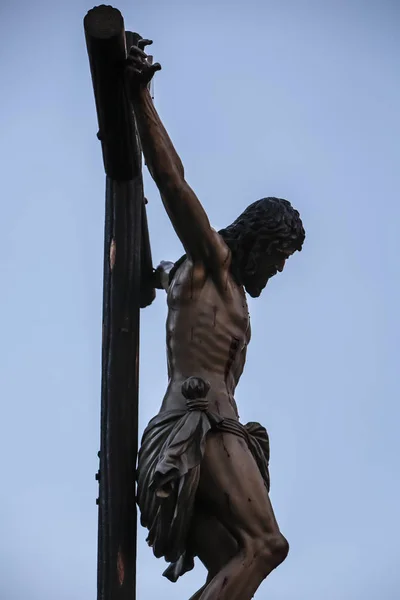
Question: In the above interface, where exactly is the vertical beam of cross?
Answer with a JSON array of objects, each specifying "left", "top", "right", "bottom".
[{"left": 84, "top": 6, "right": 155, "bottom": 599}]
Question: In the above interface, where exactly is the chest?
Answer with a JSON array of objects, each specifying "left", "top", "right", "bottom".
[{"left": 167, "top": 261, "right": 250, "bottom": 343}]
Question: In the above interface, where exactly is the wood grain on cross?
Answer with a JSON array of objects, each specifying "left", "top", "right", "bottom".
[{"left": 84, "top": 5, "right": 155, "bottom": 599}]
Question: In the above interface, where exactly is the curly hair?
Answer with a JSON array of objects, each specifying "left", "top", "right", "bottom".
[
  {"left": 169, "top": 198, "right": 305, "bottom": 285},
  {"left": 218, "top": 197, "right": 305, "bottom": 282}
]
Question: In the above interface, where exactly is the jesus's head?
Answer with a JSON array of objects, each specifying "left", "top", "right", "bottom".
[{"left": 219, "top": 198, "right": 305, "bottom": 297}]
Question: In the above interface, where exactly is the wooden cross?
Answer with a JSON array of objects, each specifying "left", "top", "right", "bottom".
[{"left": 84, "top": 6, "right": 155, "bottom": 599}]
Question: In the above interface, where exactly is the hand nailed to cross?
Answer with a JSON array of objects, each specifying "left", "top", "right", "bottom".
[{"left": 126, "top": 39, "right": 161, "bottom": 92}]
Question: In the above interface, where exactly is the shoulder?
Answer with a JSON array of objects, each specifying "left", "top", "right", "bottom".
[
  {"left": 168, "top": 250, "right": 232, "bottom": 300},
  {"left": 184, "top": 228, "right": 230, "bottom": 272},
  {"left": 169, "top": 231, "right": 231, "bottom": 285},
  {"left": 189, "top": 230, "right": 232, "bottom": 291}
]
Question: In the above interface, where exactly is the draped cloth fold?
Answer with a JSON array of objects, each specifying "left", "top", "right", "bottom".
[{"left": 137, "top": 395, "right": 270, "bottom": 582}]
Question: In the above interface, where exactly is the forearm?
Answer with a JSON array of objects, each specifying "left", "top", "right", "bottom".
[{"left": 131, "top": 87, "right": 184, "bottom": 184}]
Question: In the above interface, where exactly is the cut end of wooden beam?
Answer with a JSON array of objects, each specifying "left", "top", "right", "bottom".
[{"left": 84, "top": 5, "right": 124, "bottom": 39}]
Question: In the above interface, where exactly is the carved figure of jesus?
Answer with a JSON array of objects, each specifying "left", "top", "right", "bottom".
[{"left": 126, "top": 41, "right": 305, "bottom": 600}]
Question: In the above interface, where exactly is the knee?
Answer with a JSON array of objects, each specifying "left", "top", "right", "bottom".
[{"left": 249, "top": 532, "right": 289, "bottom": 573}]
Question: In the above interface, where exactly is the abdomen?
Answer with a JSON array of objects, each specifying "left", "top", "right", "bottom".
[{"left": 162, "top": 279, "right": 248, "bottom": 419}]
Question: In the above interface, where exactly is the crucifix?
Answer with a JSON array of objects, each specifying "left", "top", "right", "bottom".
[{"left": 84, "top": 5, "right": 306, "bottom": 600}]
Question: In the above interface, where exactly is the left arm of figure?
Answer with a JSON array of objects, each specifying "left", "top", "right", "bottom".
[{"left": 154, "top": 260, "right": 175, "bottom": 291}]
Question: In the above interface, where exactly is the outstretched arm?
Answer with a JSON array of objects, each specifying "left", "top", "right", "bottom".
[
  {"left": 126, "top": 44, "right": 228, "bottom": 267},
  {"left": 153, "top": 260, "right": 174, "bottom": 291}
]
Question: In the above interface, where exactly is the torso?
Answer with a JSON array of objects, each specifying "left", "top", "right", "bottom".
[{"left": 160, "top": 257, "right": 251, "bottom": 420}]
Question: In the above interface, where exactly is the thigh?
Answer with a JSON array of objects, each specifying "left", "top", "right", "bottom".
[
  {"left": 197, "top": 431, "right": 280, "bottom": 544},
  {"left": 188, "top": 506, "right": 238, "bottom": 577}
]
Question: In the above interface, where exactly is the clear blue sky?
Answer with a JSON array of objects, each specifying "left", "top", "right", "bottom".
[{"left": 1, "top": 1, "right": 399, "bottom": 599}]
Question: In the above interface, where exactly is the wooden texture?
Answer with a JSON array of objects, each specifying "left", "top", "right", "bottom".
[
  {"left": 84, "top": 5, "right": 155, "bottom": 600},
  {"left": 84, "top": 5, "right": 138, "bottom": 180},
  {"left": 98, "top": 177, "right": 143, "bottom": 600}
]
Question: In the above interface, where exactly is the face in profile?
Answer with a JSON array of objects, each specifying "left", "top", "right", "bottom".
[{"left": 243, "top": 247, "right": 295, "bottom": 298}]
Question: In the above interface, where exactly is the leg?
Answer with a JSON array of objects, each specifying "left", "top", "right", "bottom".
[
  {"left": 187, "top": 507, "right": 238, "bottom": 600},
  {"left": 197, "top": 432, "right": 289, "bottom": 600},
  {"left": 189, "top": 506, "right": 238, "bottom": 577}
]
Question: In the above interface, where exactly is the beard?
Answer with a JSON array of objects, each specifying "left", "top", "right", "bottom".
[
  {"left": 244, "top": 267, "right": 277, "bottom": 297},
  {"left": 246, "top": 285, "right": 263, "bottom": 298},
  {"left": 245, "top": 278, "right": 268, "bottom": 298}
]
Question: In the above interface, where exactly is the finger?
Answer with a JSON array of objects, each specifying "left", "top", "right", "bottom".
[
  {"left": 126, "top": 55, "right": 145, "bottom": 68},
  {"left": 138, "top": 38, "right": 153, "bottom": 50},
  {"left": 128, "top": 45, "right": 148, "bottom": 59},
  {"left": 150, "top": 62, "right": 162, "bottom": 73},
  {"left": 126, "top": 65, "right": 142, "bottom": 77}
]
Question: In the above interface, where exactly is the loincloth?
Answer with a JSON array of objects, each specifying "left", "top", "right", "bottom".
[{"left": 136, "top": 378, "right": 270, "bottom": 583}]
